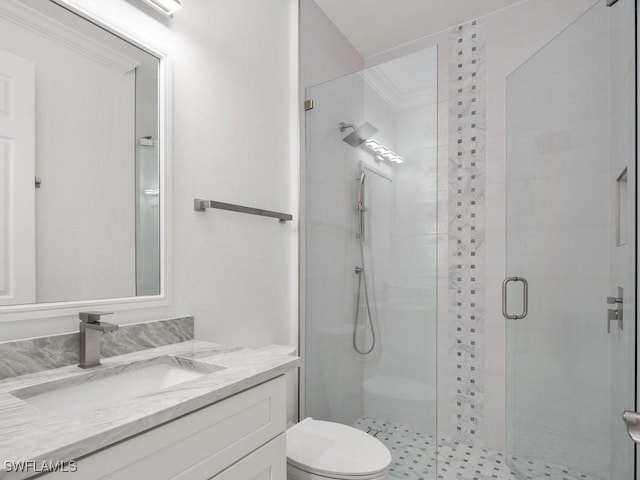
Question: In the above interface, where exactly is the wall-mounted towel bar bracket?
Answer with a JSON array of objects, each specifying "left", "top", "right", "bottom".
[{"left": 194, "top": 198, "right": 293, "bottom": 223}]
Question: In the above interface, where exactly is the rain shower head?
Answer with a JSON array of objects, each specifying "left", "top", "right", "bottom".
[{"left": 340, "top": 122, "right": 379, "bottom": 148}]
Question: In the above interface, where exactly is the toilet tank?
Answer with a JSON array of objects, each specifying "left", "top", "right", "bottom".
[{"left": 256, "top": 344, "right": 297, "bottom": 427}]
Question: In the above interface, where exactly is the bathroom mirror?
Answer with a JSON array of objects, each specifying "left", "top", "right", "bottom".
[{"left": 0, "top": 0, "right": 164, "bottom": 308}]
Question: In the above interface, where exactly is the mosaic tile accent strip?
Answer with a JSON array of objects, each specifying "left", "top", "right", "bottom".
[
  {"left": 448, "top": 19, "right": 487, "bottom": 443},
  {"left": 0, "top": 316, "right": 194, "bottom": 380},
  {"left": 353, "top": 416, "right": 607, "bottom": 480}
]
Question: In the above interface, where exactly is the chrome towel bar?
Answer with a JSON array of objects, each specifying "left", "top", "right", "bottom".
[{"left": 194, "top": 198, "right": 293, "bottom": 223}]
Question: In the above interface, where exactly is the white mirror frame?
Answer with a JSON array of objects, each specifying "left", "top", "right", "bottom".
[{"left": 0, "top": 0, "right": 172, "bottom": 322}]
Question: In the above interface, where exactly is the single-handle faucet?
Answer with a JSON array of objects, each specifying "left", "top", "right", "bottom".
[{"left": 78, "top": 311, "right": 119, "bottom": 368}]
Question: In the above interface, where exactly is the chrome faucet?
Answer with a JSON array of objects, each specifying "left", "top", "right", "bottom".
[{"left": 78, "top": 311, "right": 119, "bottom": 368}]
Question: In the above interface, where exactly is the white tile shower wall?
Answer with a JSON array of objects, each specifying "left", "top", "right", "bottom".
[
  {"left": 357, "top": 51, "right": 439, "bottom": 433},
  {"left": 382, "top": 101, "right": 439, "bottom": 433},
  {"left": 389, "top": 104, "right": 439, "bottom": 357},
  {"left": 447, "top": 19, "right": 486, "bottom": 444},
  {"left": 360, "top": 74, "right": 398, "bottom": 386}
]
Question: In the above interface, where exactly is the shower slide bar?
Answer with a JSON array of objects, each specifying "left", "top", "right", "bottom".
[{"left": 193, "top": 198, "right": 293, "bottom": 223}]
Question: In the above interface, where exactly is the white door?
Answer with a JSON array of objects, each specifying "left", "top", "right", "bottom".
[{"left": 0, "top": 49, "right": 35, "bottom": 305}]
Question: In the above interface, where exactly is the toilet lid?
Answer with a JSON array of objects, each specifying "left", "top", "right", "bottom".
[{"left": 286, "top": 418, "right": 391, "bottom": 479}]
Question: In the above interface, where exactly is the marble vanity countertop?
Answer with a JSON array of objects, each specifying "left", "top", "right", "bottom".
[{"left": 0, "top": 340, "right": 300, "bottom": 479}]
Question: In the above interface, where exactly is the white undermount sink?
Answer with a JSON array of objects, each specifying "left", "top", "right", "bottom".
[{"left": 11, "top": 356, "right": 223, "bottom": 418}]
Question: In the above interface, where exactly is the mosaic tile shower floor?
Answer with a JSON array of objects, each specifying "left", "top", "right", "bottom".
[{"left": 353, "top": 416, "right": 606, "bottom": 480}]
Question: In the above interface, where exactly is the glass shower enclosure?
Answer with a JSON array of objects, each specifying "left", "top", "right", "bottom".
[
  {"left": 303, "top": 0, "right": 637, "bottom": 478},
  {"left": 303, "top": 46, "right": 439, "bottom": 475}
]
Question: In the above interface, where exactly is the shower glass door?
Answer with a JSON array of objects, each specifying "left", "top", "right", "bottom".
[
  {"left": 303, "top": 47, "right": 439, "bottom": 478},
  {"left": 505, "top": 1, "right": 636, "bottom": 479}
]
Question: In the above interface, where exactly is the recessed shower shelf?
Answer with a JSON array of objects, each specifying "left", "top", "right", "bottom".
[{"left": 193, "top": 198, "right": 293, "bottom": 223}]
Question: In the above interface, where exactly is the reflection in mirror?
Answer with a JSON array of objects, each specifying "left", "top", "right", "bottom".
[{"left": 0, "top": 0, "right": 161, "bottom": 306}]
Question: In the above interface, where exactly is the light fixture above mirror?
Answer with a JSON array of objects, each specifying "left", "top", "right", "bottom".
[{"left": 140, "top": 0, "right": 182, "bottom": 16}]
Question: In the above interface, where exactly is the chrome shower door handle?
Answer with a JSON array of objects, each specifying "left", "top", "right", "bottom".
[
  {"left": 622, "top": 411, "right": 640, "bottom": 444},
  {"left": 502, "top": 276, "right": 529, "bottom": 320}
]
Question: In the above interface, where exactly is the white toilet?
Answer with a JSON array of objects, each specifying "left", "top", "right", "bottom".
[
  {"left": 286, "top": 417, "right": 391, "bottom": 479},
  {"left": 257, "top": 345, "right": 392, "bottom": 480}
]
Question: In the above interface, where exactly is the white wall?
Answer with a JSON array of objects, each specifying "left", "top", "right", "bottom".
[
  {"left": 0, "top": 0, "right": 299, "bottom": 352},
  {"left": 299, "top": 0, "right": 363, "bottom": 90}
]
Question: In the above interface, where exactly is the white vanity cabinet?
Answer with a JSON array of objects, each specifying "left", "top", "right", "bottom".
[{"left": 41, "top": 375, "right": 287, "bottom": 480}]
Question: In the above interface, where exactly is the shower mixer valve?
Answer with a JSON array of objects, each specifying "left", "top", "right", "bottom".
[{"left": 606, "top": 288, "right": 624, "bottom": 333}]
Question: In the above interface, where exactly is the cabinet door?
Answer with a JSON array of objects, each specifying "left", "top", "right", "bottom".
[{"left": 210, "top": 434, "right": 286, "bottom": 480}]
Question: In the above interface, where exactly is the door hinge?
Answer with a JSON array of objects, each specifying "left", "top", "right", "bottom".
[
  {"left": 35, "top": 177, "right": 42, "bottom": 188},
  {"left": 304, "top": 99, "right": 314, "bottom": 111}
]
